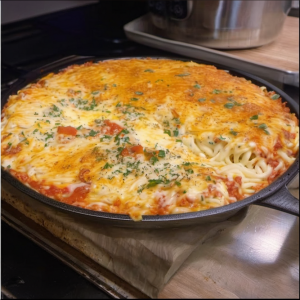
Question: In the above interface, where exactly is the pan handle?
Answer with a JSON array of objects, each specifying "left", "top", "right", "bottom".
[{"left": 255, "top": 184, "right": 299, "bottom": 216}]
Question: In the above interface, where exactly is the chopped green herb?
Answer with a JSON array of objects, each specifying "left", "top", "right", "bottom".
[
  {"left": 144, "top": 69, "right": 154, "bottom": 73},
  {"left": 147, "top": 179, "right": 163, "bottom": 188},
  {"left": 176, "top": 139, "right": 182, "bottom": 142},
  {"left": 123, "top": 137, "right": 131, "bottom": 144},
  {"left": 123, "top": 169, "right": 131, "bottom": 177},
  {"left": 155, "top": 79, "right": 163, "bottom": 83},
  {"left": 224, "top": 103, "right": 235, "bottom": 109},
  {"left": 34, "top": 112, "right": 38, "bottom": 115},
  {"left": 116, "top": 102, "right": 122, "bottom": 107},
  {"left": 212, "top": 89, "right": 222, "bottom": 94},
  {"left": 91, "top": 91, "right": 99, "bottom": 95},
  {"left": 122, "top": 129, "right": 130, "bottom": 134},
  {"left": 186, "top": 169, "right": 194, "bottom": 174},
  {"left": 53, "top": 104, "right": 59, "bottom": 112},
  {"left": 271, "top": 94, "right": 280, "bottom": 100},
  {"left": 7, "top": 165, "right": 11, "bottom": 169},
  {"left": 158, "top": 150, "right": 165, "bottom": 158},
  {"left": 33, "top": 129, "right": 38, "bottom": 134},
  {"left": 112, "top": 84, "right": 117, "bottom": 87},
  {"left": 175, "top": 181, "right": 181, "bottom": 186},
  {"left": 130, "top": 98, "right": 139, "bottom": 101},
  {"left": 175, "top": 73, "right": 190, "bottom": 77},
  {"left": 198, "top": 98, "right": 206, "bottom": 102},
  {"left": 206, "top": 176, "right": 211, "bottom": 181},
  {"left": 135, "top": 91, "right": 143, "bottom": 95},
  {"left": 100, "top": 135, "right": 112, "bottom": 142},
  {"left": 193, "top": 84, "right": 201, "bottom": 89},
  {"left": 258, "top": 123, "right": 267, "bottom": 130},
  {"left": 164, "top": 129, "right": 171, "bottom": 136},
  {"left": 250, "top": 115, "right": 259, "bottom": 120},
  {"left": 150, "top": 156, "right": 159, "bottom": 165},
  {"left": 103, "top": 162, "right": 113, "bottom": 169},
  {"left": 219, "top": 135, "right": 226, "bottom": 140},
  {"left": 44, "top": 132, "right": 54, "bottom": 141},
  {"left": 173, "top": 128, "right": 179, "bottom": 137},
  {"left": 229, "top": 130, "right": 238, "bottom": 136},
  {"left": 89, "top": 130, "right": 99, "bottom": 137},
  {"left": 163, "top": 120, "right": 170, "bottom": 127},
  {"left": 258, "top": 123, "right": 270, "bottom": 134}
]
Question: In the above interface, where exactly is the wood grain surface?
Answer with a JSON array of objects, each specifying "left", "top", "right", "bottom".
[{"left": 225, "top": 17, "right": 299, "bottom": 71}]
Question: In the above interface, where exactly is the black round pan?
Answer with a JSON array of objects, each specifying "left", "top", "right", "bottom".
[{"left": 1, "top": 55, "right": 299, "bottom": 229}]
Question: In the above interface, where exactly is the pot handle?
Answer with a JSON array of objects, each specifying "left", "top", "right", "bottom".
[{"left": 254, "top": 185, "right": 299, "bottom": 216}]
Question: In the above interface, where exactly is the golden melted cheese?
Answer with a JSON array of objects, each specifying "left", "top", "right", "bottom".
[{"left": 1, "top": 58, "right": 299, "bottom": 220}]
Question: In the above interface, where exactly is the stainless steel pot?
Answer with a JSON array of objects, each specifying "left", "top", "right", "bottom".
[{"left": 148, "top": 0, "right": 298, "bottom": 49}]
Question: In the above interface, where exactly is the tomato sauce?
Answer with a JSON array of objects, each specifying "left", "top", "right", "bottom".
[
  {"left": 121, "top": 144, "right": 143, "bottom": 157},
  {"left": 9, "top": 169, "right": 90, "bottom": 205},
  {"left": 102, "top": 120, "right": 123, "bottom": 135},
  {"left": 57, "top": 126, "right": 77, "bottom": 136}
]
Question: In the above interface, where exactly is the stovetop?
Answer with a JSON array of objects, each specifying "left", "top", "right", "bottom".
[{"left": 1, "top": 1, "right": 299, "bottom": 299}]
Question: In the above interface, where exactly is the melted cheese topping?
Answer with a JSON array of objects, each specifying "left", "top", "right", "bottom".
[{"left": 1, "top": 58, "right": 299, "bottom": 220}]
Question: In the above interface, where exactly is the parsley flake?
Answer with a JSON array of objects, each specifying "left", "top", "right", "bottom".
[
  {"left": 271, "top": 94, "right": 280, "bottom": 100},
  {"left": 224, "top": 103, "right": 235, "bottom": 109},
  {"left": 150, "top": 156, "right": 159, "bottom": 165},
  {"left": 164, "top": 129, "right": 171, "bottom": 136},
  {"left": 103, "top": 162, "right": 113, "bottom": 169},
  {"left": 175, "top": 73, "right": 190, "bottom": 77},
  {"left": 158, "top": 150, "right": 165, "bottom": 158}
]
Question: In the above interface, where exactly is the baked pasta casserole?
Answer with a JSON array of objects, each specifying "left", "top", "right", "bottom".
[{"left": 1, "top": 58, "right": 299, "bottom": 220}]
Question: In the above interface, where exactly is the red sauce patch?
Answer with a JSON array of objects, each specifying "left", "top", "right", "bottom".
[
  {"left": 101, "top": 120, "right": 123, "bottom": 135},
  {"left": 63, "top": 185, "right": 90, "bottom": 204},
  {"left": 57, "top": 126, "right": 77, "bottom": 136},
  {"left": 225, "top": 180, "right": 243, "bottom": 200},
  {"left": 121, "top": 144, "right": 144, "bottom": 157},
  {"left": 9, "top": 169, "right": 90, "bottom": 205}
]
